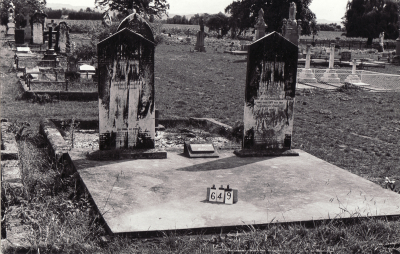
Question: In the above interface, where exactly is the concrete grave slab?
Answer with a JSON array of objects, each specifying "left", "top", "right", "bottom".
[{"left": 70, "top": 149, "right": 400, "bottom": 235}]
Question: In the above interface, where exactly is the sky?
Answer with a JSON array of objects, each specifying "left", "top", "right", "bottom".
[{"left": 46, "top": 0, "right": 349, "bottom": 23}]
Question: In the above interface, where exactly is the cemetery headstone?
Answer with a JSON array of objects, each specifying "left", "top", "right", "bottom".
[
  {"left": 24, "top": 14, "right": 32, "bottom": 41},
  {"left": 396, "top": 14, "right": 400, "bottom": 62},
  {"left": 379, "top": 32, "right": 384, "bottom": 52},
  {"left": 340, "top": 51, "right": 351, "bottom": 62},
  {"left": 235, "top": 32, "right": 299, "bottom": 157},
  {"left": 98, "top": 24, "right": 156, "bottom": 150},
  {"left": 298, "top": 44, "right": 317, "bottom": 83},
  {"left": 320, "top": 43, "right": 340, "bottom": 83},
  {"left": 55, "top": 22, "right": 70, "bottom": 53},
  {"left": 195, "top": 18, "right": 206, "bottom": 52},
  {"left": 14, "top": 29, "right": 24, "bottom": 44},
  {"left": 31, "top": 12, "right": 47, "bottom": 45},
  {"left": 254, "top": 9, "right": 267, "bottom": 40},
  {"left": 6, "top": 3, "right": 15, "bottom": 36},
  {"left": 281, "top": 2, "right": 302, "bottom": 46}
]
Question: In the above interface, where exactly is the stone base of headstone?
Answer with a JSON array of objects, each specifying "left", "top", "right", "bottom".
[
  {"left": 6, "top": 23, "right": 15, "bottom": 35},
  {"left": 344, "top": 74, "right": 362, "bottom": 84},
  {"left": 378, "top": 45, "right": 384, "bottom": 53},
  {"left": 195, "top": 46, "right": 206, "bottom": 52},
  {"left": 320, "top": 69, "right": 341, "bottom": 83},
  {"left": 87, "top": 148, "right": 167, "bottom": 161},
  {"left": 234, "top": 149, "right": 299, "bottom": 157},
  {"left": 298, "top": 69, "right": 317, "bottom": 83},
  {"left": 43, "top": 49, "right": 57, "bottom": 60}
]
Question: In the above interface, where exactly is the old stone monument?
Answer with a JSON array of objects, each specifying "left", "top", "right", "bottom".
[
  {"left": 24, "top": 14, "right": 32, "bottom": 41},
  {"left": 281, "top": 2, "right": 302, "bottom": 46},
  {"left": 298, "top": 44, "right": 317, "bottom": 83},
  {"left": 55, "top": 22, "right": 70, "bottom": 53},
  {"left": 31, "top": 12, "right": 47, "bottom": 45},
  {"left": 235, "top": 32, "right": 299, "bottom": 157},
  {"left": 195, "top": 18, "right": 206, "bottom": 52},
  {"left": 395, "top": 14, "right": 400, "bottom": 63},
  {"left": 254, "top": 9, "right": 267, "bottom": 40},
  {"left": 344, "top": 59, "right": 368, "bottom": 86},
  {"left": 6, "top": 3, "right": 15, "bottom": 36},
  {"left": 379, "top": 32, "right": 385, "bottom": 52},
  {"left": 98, "top": 14, "right": 156, "bottom": 150},
  {"left": 320, "top": 43, "right": 340, "bottom": 83}
]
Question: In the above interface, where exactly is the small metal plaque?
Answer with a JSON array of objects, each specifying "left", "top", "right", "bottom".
[
  {"left": 189, "top": 144, "right": 215, "bottom": 153},
  {"left": 184, "top": 142, "right": 219, "bottom": 158}
]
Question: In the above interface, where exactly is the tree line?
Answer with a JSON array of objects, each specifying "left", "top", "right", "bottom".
[{"left": 45, "top": 8, "right": 103, "bottom": 20}]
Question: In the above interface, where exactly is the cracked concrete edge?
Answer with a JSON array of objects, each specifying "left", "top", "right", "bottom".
[
  {"left": 39, "top": 118, "right": 70, "bottom": 160},
  {"left": 1, "top": 122, "right": 19, "bottom": 160}
]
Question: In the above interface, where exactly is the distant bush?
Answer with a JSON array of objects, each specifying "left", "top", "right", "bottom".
[
  {"left": 46, "top": 9, "right": 62, "bottom": 19},
  {"left": 68, "top": 11, "right": 102, "bottom": 20}
]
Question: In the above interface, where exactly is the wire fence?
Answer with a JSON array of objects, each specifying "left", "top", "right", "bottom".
[
  {"left": 297, "top": 68, "right": 400, "bottom": 91},
  {"left": 299, "top": 39, "right": 397, "bottom": 51}
]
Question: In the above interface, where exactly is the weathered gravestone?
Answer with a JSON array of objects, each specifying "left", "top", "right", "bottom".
[
  {"left": 379, "top": 32, "right": 385, "bottom": 53},
  {"left": 24, "top": 14, "right": 32, "bottom": 41},
  {"left": 254, "top": 9, "right": 267, "bottom": 40},
  {"left": 195, "top": 18, "right": 206, "bottom": 52},
  {"left": 98, "top": 15, "right": 156, "bottom": 151},
  {"left": 235, "top": 32, "right": 299, "bottom": 157},
  {"left": 31, "top": 12, "right": 47, "bottom": 44},
  {"left": 14, "top": 29, "right": 24, "bottom": 44},
  {"left": 55, "top": 22, "right": 70, "bottom": 53},
  {"left": 6, "top": 3, "right": 15, "bottom": 36},
  {"left": 281, "top": 2, "right": 302, "bottom": 46}
]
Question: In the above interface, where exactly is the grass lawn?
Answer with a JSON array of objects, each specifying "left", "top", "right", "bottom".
[{"left": 1, "top": 31, "right": 400, "bottom": 253}]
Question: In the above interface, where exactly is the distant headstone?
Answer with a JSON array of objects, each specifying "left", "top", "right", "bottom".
[
  {"left": 6, "top": 3, "right": 15, "bottom": 36},
  {"left": 195, "top": 18, "right": 206, "bottom": 52},
  {"left": 340, "top": 51, "right": 351, "bottom": 62},
  {"left": 98, "top": 26, "right": 155, "bottom": 150},
  {"left": 344, "top": 59, "right": 369, "bottom": 86},
  {"left": 298, "top": 44, "right": 317, "bottom": 83},
  {"left": 235, "top": 32, "right": 299, "bottom": 157},
  {"left": 379, "top": 32, "right": 384, "bottom": 52},
  {"left": 24, "top": 14, "right": 32, "bottom": 41},
  {"left": 281, "top": 2, "right": 302, "bottom": 46},
  {"left": 14, "top": 29, "right": 24, "bottom": 44},
  {"left": 56, "top": 22, "right": 70, "bottom": 53},
  {"left": 31, "top": 12, "right": 47, "bottom": 45},
  {"left": 254, "top": 9, "right": 267, "bottom": 40},
  {"left": 320, "top": 43, "right": 340, "bottom": 83}
]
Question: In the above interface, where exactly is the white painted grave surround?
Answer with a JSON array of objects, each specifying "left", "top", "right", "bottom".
[{"left": 298, "top": 44, "right": 317, "bottom": 83}]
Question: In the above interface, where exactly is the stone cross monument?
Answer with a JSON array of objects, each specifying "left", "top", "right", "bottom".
[
  {"left": 320, "top": 43, "right": 340, "bottom": 83},
  {"left": 344, "top": 59, "right": 368, "bottom": 85},
  {"left": 297, "top": 44, "right": 317, "bottom": 83},
  {"left": 254, "top": 9, "right": 267, "bottom": 40}
]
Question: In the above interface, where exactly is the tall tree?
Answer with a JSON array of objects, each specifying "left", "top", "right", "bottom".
[
  {"left": 343, "top": 0, "right": 399, "bottom": 45},
  {"left": 95, "top": 0, "right": 169, "bottom": 18},
  {"left": 1, "top": 0, "right": 46, "bottom": 25},
  {"left": 206, "top": 12, "right": 230, "bottom": 36},
  {"left": 225, "top": 0, "right": 315, "bottom": 36}
]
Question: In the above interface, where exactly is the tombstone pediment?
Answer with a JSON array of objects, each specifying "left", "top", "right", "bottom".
[
  {"left": 117, "top": 13, "right": 154, "bottom": 43},
  {"left": 31, "top": 12, "right": 47, "bottom": 24}
]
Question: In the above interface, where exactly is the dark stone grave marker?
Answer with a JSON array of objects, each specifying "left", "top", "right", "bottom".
[
  {"left": 235, "top": 32, "right": 299, "bottom": 157},
  {"left": 98, "top": 20, "right": 156, "bottom": 151},
  {"left": 184, "top": 142, "right": 219, "bottom": 158}
]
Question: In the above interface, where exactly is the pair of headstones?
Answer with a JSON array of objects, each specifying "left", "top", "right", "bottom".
[{"left": 98, "top": 6, "right": 300, "bottom": 157}]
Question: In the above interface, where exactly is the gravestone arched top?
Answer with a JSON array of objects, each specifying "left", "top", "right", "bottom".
[
  {"left": 56, "top": 21, "right": 70, "bottom": 30},
  {"left": 117, "top": 13, "right": 154, "bottom": 42},
  {"left": 31, "top": 11, "right": 47, "bottom": 24}
]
